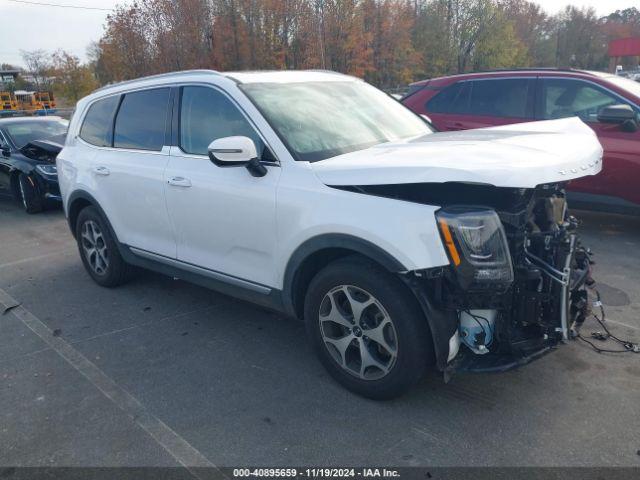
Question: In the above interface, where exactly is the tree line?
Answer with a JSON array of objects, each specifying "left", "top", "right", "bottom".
[
  {"left": 8, "top": 1, "right": 640, "bottom": 105},
  {"left": 91, "top": 0, "right": 640, "bottom": 90}
]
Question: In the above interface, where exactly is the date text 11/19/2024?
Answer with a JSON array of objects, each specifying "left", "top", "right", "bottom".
[{"left": 233, "top": 468, "right": 401, "bottom": 478}]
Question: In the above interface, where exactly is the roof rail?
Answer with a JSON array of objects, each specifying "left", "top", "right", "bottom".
[
  {"left": 459, "top": 67, "right": 595, "bottom": 74},
  {"left": 94, "top": 69, "right": 221, "bottom": 93},
  {"left": 305, "top": 69, "right": 345, "bottom": 75}
]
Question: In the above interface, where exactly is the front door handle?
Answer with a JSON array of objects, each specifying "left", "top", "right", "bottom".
[
  {"left": 167, "top": 176, "right": 192, "bottom": 187},
  {"left": 93, "top": 166, "right": 110, "bottom": 176}
]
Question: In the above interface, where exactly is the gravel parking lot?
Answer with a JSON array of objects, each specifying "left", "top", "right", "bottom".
[{"left": 1, "top": 190, "right": 639, "bottom": 470}]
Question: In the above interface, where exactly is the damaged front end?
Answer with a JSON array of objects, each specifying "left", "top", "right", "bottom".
[{"left": 363, "top": 181, "right": 593, "bottom": 377}]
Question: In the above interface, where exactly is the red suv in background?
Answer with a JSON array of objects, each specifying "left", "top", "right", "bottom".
[{"left": 403, "top": 69, "right": 640, "bottom": 214}]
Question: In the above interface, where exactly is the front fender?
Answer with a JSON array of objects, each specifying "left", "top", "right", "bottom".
[{"left": 276, "top": 180, "right": 450, "bottom": 290}]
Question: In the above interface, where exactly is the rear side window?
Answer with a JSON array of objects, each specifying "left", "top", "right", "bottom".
[
  {"left": 179, "top": 86, "right": 265, "bottom": 157},
  {"left": 427, "top": 78, "right": 533, "bottom": 118},
  {"left": 114, "top": 88, "right": 170, "bottom": 151},
  {"left": 79, "top": 96, "right": 119, "bottom": 147},
  {"left": 467, "top": 79, "right": 532, "bottom": 118}
]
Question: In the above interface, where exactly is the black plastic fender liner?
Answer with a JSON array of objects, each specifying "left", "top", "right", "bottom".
[
  {"left": 400, "top": 275, "right": 459, "bottom": 372},
  {"left": 282, "top": 233, "right": 409, "bottom": 318}
]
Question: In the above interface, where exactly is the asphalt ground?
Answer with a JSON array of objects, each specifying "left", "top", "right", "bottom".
[{"left": 0, "top": 189, "right": 639, "bottom": 471}]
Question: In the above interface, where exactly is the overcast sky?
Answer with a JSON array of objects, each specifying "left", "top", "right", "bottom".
[{"left": 0, "top": 0, "right": 638, "bottom": 68}]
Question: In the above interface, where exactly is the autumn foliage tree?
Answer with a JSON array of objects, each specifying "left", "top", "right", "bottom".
[
  {"left": 88, "top": 1, "right": 640, "bottom": 89},
  {"left": 50, "top": 50, "right": 98, "bottom": 103}
]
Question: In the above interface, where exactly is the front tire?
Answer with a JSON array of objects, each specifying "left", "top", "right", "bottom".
[
  {"left": 18, "top": 173, "right": 43, "bottom": 214},
  {"left": 304, "top": 256, "right": 432, "bottom": 400},
  {"left": 75, "top": 206, "right": 132, "bottom": 287}
]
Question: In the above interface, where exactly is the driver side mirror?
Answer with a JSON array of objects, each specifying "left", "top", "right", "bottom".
[
  {"left": 597, "top": 104, "right": 638, "bottom": 132},
  {"left": 207, "top": 136, "right": 267, "bottom": 177}
]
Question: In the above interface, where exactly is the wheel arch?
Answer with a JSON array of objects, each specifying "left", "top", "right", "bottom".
[
  {"left": 282, "top": 234, "right": 408, "bottom": 319},
  {"left": 9, "top": 161, "right": 39, "bottom": 193},
  {"left": 66, "top": 190, "right": 120, "bottom": 244}
]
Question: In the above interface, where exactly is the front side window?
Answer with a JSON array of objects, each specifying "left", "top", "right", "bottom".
[
  {"left": 114, "top": 88, "right": 170, "bottom": 151},
  {"left": 80, "top": 95, "right": 119, "bottom": 147},
  {"left": 241, "top": 80, "right": 431, "bottom": 162},
  {"left": 179, "top": 86, "right": 265, "bottom": 157},
  {"left": 540, "top": 78, "right": 636, "bottom": 123}
]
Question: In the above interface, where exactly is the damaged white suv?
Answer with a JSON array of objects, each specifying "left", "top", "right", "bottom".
[{"left": 57, "top": 70, "right": 602, "bottom": 399}]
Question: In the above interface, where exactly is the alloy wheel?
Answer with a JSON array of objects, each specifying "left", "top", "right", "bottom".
[
  {"left": 318, "top": 285, "right": 398, "bottom": 380},
  {"left": 80, "top": 220, "right": 109, "bottom": 275}
]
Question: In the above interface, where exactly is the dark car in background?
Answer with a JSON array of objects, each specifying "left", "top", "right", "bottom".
[
  {"left": 403, "top": 69, "right": 640, "bottom": 214},
  {"left": 0, "top": 116, "right": 67, "bottom": 213}
]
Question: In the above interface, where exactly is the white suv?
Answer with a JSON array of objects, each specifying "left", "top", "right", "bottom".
[{"left": 58, "top": 70, "right": 602, "bottom": 399}]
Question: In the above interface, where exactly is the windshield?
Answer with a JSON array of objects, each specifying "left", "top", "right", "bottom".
[
  {"left": 4, "top": 119, "right": 68, "bottom": 148},
  {"left": 242, "top": 81, "right": 433, "bottom": 161}
]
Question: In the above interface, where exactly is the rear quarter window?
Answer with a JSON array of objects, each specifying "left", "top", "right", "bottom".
[{"left": 79, "top": 96, "right": 120, "bottom": 147}]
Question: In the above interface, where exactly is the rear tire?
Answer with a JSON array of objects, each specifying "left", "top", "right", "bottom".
[
  {"left": 304, "top": 256, "right": 432, "bottom": 400},
  {"left": 18, "top": 173, "right": 43, "bottom": 214},
  {"left": 75, "top": 206, "right": 132, "bottom": 287}
]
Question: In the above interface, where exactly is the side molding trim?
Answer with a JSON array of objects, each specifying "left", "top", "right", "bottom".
[{"left": 129, "top": 247, "right": 272, "bottom": 295}]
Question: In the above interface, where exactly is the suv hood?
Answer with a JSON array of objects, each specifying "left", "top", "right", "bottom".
[{"left": 310, "top": 118, "right": 603, "bottom": 188}]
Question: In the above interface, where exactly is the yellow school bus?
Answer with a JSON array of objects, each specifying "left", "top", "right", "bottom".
[
  {"left": 0, "top": 91, "right": 18, "bottom": 114},
  {"left": 15, "top": 91, "right": 44, "bottom": 114},
  {"left": 35, "top": 91, "right": 57, "bottom": 110}
]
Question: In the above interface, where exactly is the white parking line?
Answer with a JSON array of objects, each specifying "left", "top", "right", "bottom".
[
  {"left": 0, "top": 287, "right": 223, "bottom": 479},
  {"left": 0, "top": 248, "right": 76, "bottom": 270}
]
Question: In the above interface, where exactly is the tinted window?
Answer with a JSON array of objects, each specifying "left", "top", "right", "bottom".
[
  {"left": 426, "top": 82, "right": 470, "bottom": 114},
  {"left": 467, "top": 79, "right": 531, "bottom": 117},
  {"left": 180, "top": 86, "right": 265, "bottom": 157},
  {"left": 80, "top": 96, "right": 119, "bottom": 147},
  {"left": 540, "top": 78, "right": 637, "bottom": 123},
  {"left": 114, "top": 88, "right": 170, "bottom": 151}
]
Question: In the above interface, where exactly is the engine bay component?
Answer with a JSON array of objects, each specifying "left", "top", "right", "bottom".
[
  {"left": 459, "top": 310, "right": 496, "bottom": 355},
  {"left": 337, "top": 180, "right": 596, "bottom": 373}
]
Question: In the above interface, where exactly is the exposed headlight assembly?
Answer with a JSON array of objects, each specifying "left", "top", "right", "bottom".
[
  {"left": 436, "top": 207, "right": 513, "bottom": 291},
  {"left": 35, "top": 164, "right": 57, "bottom": 176}
]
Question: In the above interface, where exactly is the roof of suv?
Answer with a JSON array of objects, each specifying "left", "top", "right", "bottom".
[
  {"left": 225, "top": 70, "right": 354, "bottom": 84},
  {"left": 93, "top": 69, "right": 355, "bottom": 95},
  {"left": 409, "top": 68, "right": 616, "bottom": 86}
]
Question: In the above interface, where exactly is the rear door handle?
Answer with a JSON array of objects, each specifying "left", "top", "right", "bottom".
[
  {"left": 167, "top": 176, "right": 192, "bottom": 187},
  {"left": 93, "top": 166, "right": 110, "bottom": 176}
]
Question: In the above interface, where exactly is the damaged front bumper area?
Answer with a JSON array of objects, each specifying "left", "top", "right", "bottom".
[{"left": 404, "top": 182, "right": 594, "bottom": 378}]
